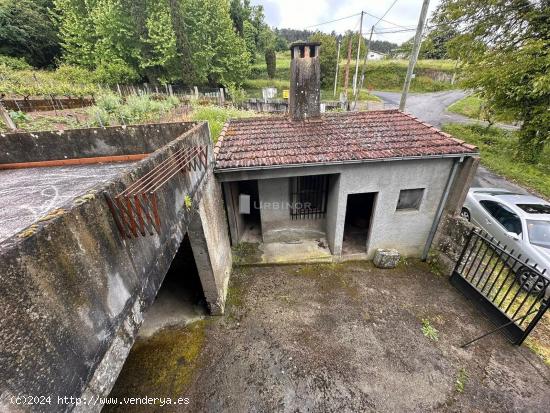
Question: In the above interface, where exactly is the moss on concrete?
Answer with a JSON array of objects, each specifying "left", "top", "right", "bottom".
[
  {"left": 232, "top": 242, "right": 262, "bottom": 266},
  {"left": 105, "top": 321, "right": 207, "bottom": 412}
]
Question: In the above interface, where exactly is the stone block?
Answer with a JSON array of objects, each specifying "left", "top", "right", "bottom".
[{"left": 373, "top": 248, "right": 400, "bottom": 269}]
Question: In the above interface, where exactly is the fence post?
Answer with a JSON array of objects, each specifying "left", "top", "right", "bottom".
[
  {"left": 116, "top": 84, "right": 122, "bottom": 96},
  {"left": 0, "top": 102, "right": 17, "bottom": 130},
  {"left": 194, "top": 86, "right": 199, "bottom": 99},
  {"left": 168, "top": 84, "right": 174, "bottom": 97},
  {"left": 219, "top": 88, "right": 225, "bottom": 106}
]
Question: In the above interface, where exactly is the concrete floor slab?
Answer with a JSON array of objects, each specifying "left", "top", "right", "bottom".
[
  {"left": 0, "top": 163, "right": 133, "bottom": 242},
  {"left": 110, "top": 261, "right": 550, "bottom": 412}
]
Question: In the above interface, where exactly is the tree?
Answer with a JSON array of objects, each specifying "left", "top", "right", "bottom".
[
  {"left": 420, "top": 24, "right": 459, "bottom": 59},
  {"left": 433, "top": 0, "right": 550, "bottom": 163},
  {"left": 265, "top": 48, "right": 276, "bottom": 79},
  {"left": 0, "top": 0, "right": 60, "bottom": 67},
  {"left": 181, "top": 0, "right": 250, "bottom": 86},
  {"left": 308, "top": 32, "right": 338, "bottom": 88}
]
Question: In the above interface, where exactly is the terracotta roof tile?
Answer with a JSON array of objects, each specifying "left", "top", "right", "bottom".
[{"left": 214, "top": 110, "right": 478, "bottom": 170}]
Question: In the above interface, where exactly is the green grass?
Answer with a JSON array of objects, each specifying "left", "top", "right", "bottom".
[
  {"left": 447, "top": 95, "right": 516, "bottom": 124},
  {"left": 247, "top": 52, "right": 458, "bottom": 96},
  {"left": 455, "top": 368, "right": 468, "bottom": 393},
  {"left": 443, "top": 123, "right": 550, "bottom": 199},
  {"left": 190, "top": 104, "right": 257, "bottom": 143}
]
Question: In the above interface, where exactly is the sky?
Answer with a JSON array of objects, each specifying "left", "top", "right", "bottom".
[{"left": 251, "top": 0, "right": 442, "bottom": 45}]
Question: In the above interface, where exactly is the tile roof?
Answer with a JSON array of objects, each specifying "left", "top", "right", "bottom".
[{"left": 214, "top": 109, "right": 478, "bottom": 170}]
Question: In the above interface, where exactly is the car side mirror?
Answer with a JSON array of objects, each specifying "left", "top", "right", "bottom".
[{"left": 506, "top": 232, "right": 520, "bottom": 241}]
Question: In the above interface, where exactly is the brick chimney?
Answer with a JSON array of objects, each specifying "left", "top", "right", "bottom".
[{"left": 289, "top": 41, "right": 321, "bottom": 121}]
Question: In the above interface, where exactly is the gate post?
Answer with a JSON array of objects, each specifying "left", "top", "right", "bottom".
[{"left": 517, "top": 298, "right": 550, "bottom": 345}]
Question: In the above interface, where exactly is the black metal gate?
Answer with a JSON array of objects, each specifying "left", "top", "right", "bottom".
[{"left": 451, "top": 228, "right": 550, "bottom": 345}]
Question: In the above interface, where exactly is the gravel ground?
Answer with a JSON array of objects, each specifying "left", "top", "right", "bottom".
[{"left": 178, "top": 262, "right": 549, "bottom": 413}]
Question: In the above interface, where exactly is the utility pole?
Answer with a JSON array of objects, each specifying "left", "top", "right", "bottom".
[
  {"left": 353, "top": 25, "right": 374, "bottom": 110},
  {"left": 352, "top": 11, "right": 364, "bottom": 97},
  {"left": 343, "top": 35, "right": 353, "bottom": 98},
  {"left": 399, "top": 0, "right": 430, "bottom": 111},
  {"left": 333, "top": 37, "right": 342, "bottom": 98}
]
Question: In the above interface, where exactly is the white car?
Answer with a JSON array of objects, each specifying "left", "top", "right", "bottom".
[{"left": 462, "top": 188, "right": 550, "bottom": 292}]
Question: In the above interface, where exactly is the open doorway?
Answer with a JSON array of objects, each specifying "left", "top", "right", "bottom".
[
  {"left": 238, "top": 180, "right": 262, "bottom": 242},
  {"left": 342, "top": 192, "right": 377, "bottom": 255},
  {"left": 137, "top": 233, "right": 207, "bottom": 338}
]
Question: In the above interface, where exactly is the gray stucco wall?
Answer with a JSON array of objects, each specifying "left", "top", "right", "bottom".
[
  {"left": 258, "top": 178, "right": 325, "bottom": 242},
  {"left": 216, "top": 156, "right": 461, "bottom": 257},
  {"left": 332, "top": 158, "right": 454, "bottom": 257}
]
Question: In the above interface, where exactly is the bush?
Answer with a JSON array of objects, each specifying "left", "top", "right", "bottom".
[
  {"left": 190, "top": 105, "right": 256, "bottom": 143},
  {"left": 88, "top": 93, "right": 180, "bottom": 126},
  {"left": 0, "top": 55, "right": 31, "bottom": 70},
  {"left": 94, "top": 60, "right": 140, "bottom": 85}
]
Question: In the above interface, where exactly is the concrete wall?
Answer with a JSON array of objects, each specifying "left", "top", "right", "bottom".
[
  {"left": 223, "top": 181, "right": 246, "bottom": 245},
  {"left": 0, "top": 122, "right": 197, "bottom": 164},
  {"left": 216, "top": 156, "right": 470, "bottom": 258},
  {"left": 0, "top": 123, "right": 232, "bottom": 412},
  {"left": 258, "top": 178, "right": 326, "bottom": 242},
  {"left": 189, "top": 172, "right": 232, "bottom": 314}
]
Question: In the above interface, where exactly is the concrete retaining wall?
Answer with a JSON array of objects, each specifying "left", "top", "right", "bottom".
[
  {"left": 0, "top": 123, "right": 232, "bottom": 412},
  {"left": 2, "top": 98, "right": 94, "bottom": 112},
  {"left": 0, "top": 123, "right": 197, "bottom": 164}
]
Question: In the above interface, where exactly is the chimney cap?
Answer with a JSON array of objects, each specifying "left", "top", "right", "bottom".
[{"left": 289, "top": 41, "right": 321, "bottom": 50}]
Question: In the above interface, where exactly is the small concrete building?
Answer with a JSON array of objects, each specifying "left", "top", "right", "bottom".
[
  {"left": 367, "top": 50, "right": 385, "bottom": 60},
  {"left": 215, "top": 41, "right": 479, "bottom": 259}
]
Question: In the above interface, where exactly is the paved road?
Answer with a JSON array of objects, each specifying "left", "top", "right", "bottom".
[{"left": 373, "top": 90, "right": 531, "bottom": 195}]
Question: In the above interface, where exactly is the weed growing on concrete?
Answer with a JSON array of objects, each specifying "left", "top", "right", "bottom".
[
  {"left": 421, "top": 319, "right": 439, "bottom": 341},
  {"left": 184, "top": 195, "right": 192, "bottom": 211},
  {"left": 455, "top": 368, "right": 468, "bottom": 393}
]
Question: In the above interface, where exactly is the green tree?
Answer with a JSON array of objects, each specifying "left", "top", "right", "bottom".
[
  {"left": 309, "top": 32, "right": 338, "bottom": 88},
  {"left": 0, "top": 0, "right": 60, "bottom": 67},
  {"left": 181, "top": 0, "right": 250, "bottom": 86},
  {"left": 265, "top": 48, "right": 276, "bottom": 79},
  {"left": 433, "top": 0, "right": 550, "bottom": 163},
  {"left": 52, "top": 0, "right": 97, "bottom": 68}
]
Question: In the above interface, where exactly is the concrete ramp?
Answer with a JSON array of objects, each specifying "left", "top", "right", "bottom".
[{"left": 0, "top": 123, "right": 231, "bottom": 411}]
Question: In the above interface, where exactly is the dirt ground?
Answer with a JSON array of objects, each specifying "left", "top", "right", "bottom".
[{"left": 110, "top": 261, "right": 550, "bottom": 412}]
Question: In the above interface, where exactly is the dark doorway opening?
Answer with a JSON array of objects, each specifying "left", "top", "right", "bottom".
[
  {"left": 107, "top": 233, "right": 207, "bottom": 402},
  {"left": 137, "top": 233, "right": 207, "bottom": 337},
  {"left": 238, "top": 180, "right": 262, "bottom": 242},
  {"left": 343, "top": 192, "right": 376, "bottom": 254}
]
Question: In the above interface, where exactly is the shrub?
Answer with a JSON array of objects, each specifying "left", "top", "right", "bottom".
[{"left": 0, "top": 55, "right": 31, "bottom": 70}]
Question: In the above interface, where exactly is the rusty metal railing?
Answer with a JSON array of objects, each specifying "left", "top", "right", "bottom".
[{"left": 104, "top": 145, "right": 208, "bottom": 239}]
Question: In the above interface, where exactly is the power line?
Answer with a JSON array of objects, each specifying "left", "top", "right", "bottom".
[
  {"left": 304, "top": 12, "right": 362, "bottom": 29},
  {"left": 371, "top": 0, "right": 400, "bottom": 27}
]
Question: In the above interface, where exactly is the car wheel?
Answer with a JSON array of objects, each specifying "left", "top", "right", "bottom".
[
  {"left": 516, "top": 266, "right": 546, "bottom": 295},
  {"left": 460, "top": 207, "right": 471, "bottom": 222}
]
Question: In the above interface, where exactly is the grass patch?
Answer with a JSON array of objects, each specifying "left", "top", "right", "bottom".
[
  {"left": 443, "top": 123, "right": 550, "bottom": 199},
  {"left": 525, "top": 333, "right": 550, "bottom": 367},
  {"left": 455, "top": 368, "right": 468, "bottom": 393},
  {"left": 246, "top": 52, "right": 458, "bottom": 97},
  {"left": 190, "top": 104, "right": 257, "bottom": 143},
  {"left": 421, "top": 318, "right": 439, "bottom": 341},
  {"left": 447, "top": 95, "right": 516, "bottom": 124},
  {"left": 105, "top": 320, "right": 206, "bottom": 411}
]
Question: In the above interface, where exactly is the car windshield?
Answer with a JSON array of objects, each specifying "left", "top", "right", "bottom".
[{"left": 527, "top": 220, "right": 550, "bottom": 249}]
